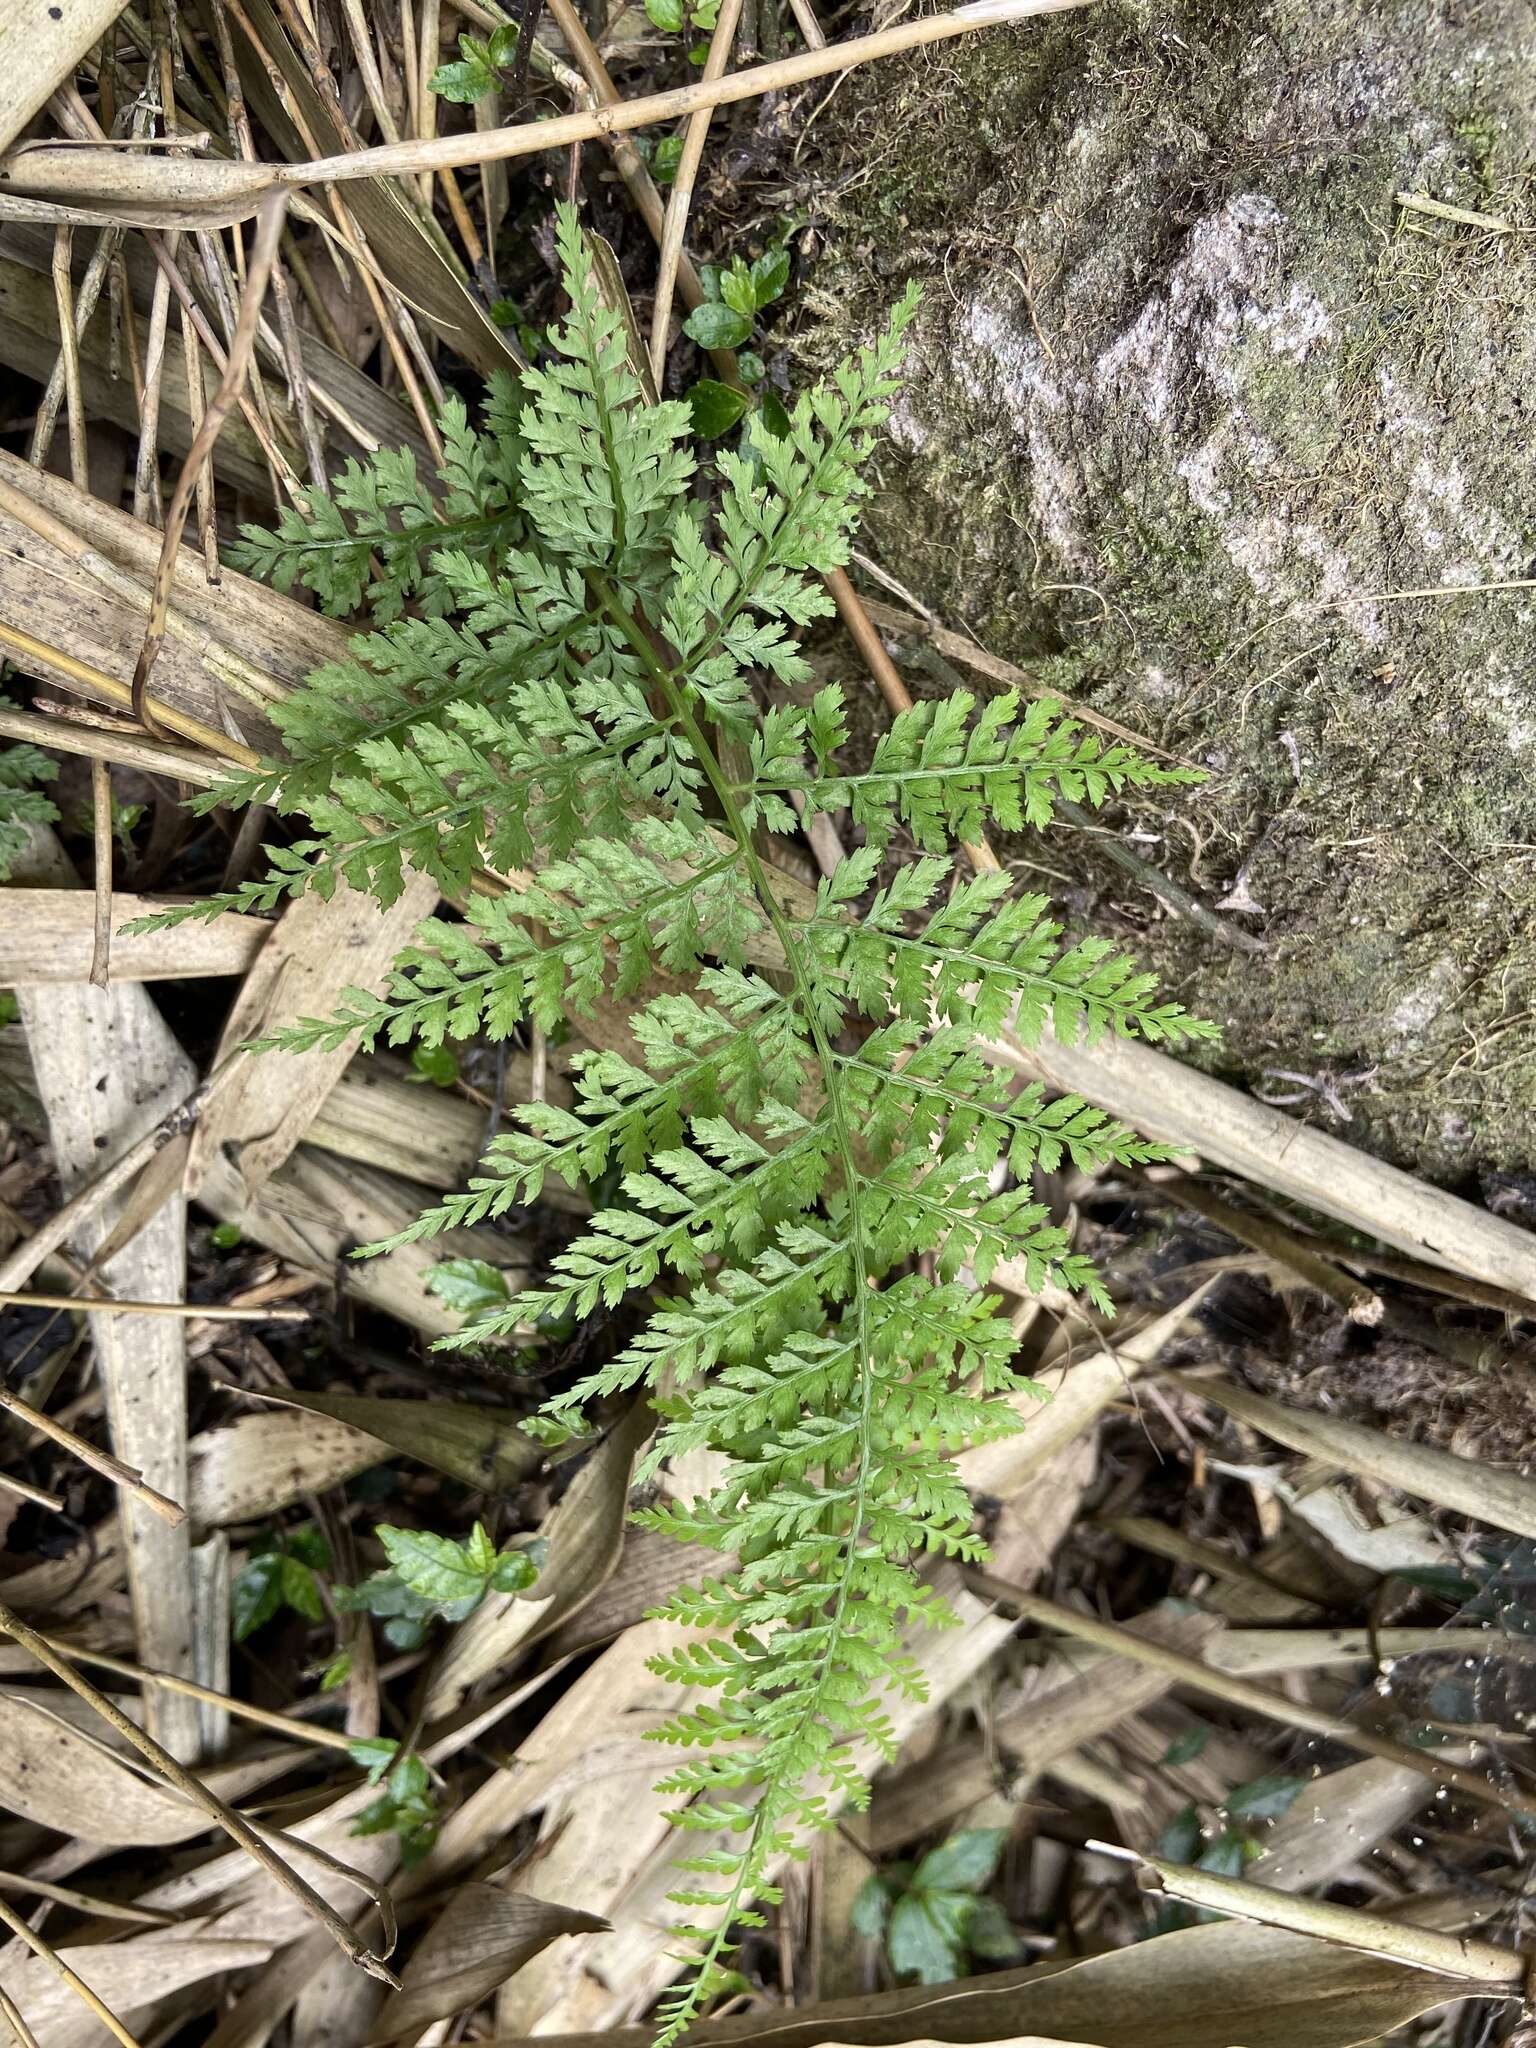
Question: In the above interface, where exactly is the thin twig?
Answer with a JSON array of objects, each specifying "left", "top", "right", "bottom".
[
  {"left": 0, "top": 1471, "right": 67, "bottom": 1515},
  {"left": 49, "top": 226, "right": 90, "bottom": 488},
  {"left": 89, "top": 759, "right": 114, "bottom": 988},
  {"left": 0, "top": 1290, "right": 309, "bottom": 1321},
  {"left": 649, "top": 0, "right": 745, "bottom": 389},
  {"left": 0, "top": 1383, "right": 187, "bottom": 1524},
  {"left": 0, "top": 1985, "right": 40, "bottom": 2048},
  {"left": 132, "top": 189, "right": 289, "bottom": 734},
  {"left": 30, "top": 226, "right": 120, "bottom": 465},
  {"left": 0, "top": 705, "right": 222, "bottom": 786},
  {"left": 0, "top": 1871, "right": 176, "bottom": 1928},
  {"left": 32, "top": 1634, "right": 358, "bottom": 1753},
  {"left": 0, "top": 1600, "right": 400, "bottom": 1984}
]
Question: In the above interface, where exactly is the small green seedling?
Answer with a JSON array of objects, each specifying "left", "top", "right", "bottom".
[
  {"left": 429, "top": 22, "right": 519, "bottom": 102},
  {"left": 232, "top": 1524, "right": 331, "bottom": 1641},
  {"left": 335, "top": 1520, "right": 543, "bottom": 1649},
  {"left": 852, "top": 1828, "right": 1022, "bottom": 1984},
  {"left": 347, "top": 1738, "right": 441, "bottom": 1865}
]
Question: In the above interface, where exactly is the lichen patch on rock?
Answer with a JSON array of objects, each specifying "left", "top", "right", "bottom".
[{"left": 793, "top": 0, "right": 1536, "bottom": 1179}]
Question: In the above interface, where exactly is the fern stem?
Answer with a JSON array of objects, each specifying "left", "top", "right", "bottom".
[{"left": 596, "top": 578, "right": 884, "bottom": 2037}]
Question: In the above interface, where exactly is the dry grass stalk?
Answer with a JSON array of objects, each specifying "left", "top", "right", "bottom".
[
  {"left": 131, "top": 188, "right": 288, "bottom": 731},
  {"left": 88, "top": 755, "right": 113, "bottom": 987},
  {"left": 0, "top": 1379, "right": 188, "bottom": 1525},
  {"left": 0, "top": 2, "right": 1090, "bottom": 220},
  {"left": 648, "top": 0, "right": 746, "bottom": 389},
  {"left": 0, "top": 1288, "right": 308, "bottom": 1320}
]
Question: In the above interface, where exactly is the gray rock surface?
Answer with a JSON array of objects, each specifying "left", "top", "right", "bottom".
[{"left": 798, "top": 0, "right": 1536, "bottom": 1177}]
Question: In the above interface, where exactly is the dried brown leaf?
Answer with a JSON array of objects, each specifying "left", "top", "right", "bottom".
[{"left": 515, "top": 1921, "right": 1478, "bottom": 2048}]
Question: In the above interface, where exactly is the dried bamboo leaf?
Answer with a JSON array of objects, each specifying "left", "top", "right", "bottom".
[
  {"left": 961, "top": 1279, "right": 1216, "bottom": 1498},
  {"left": 1252, "top": 1758, "right": 1433, "bottom": 1894},
  {"left": 0, "top": 4, "right": 129, "bottom": 155},
  {"left": 513, "top": 1920, "right": 1476, "bottom": 2048},
  {"left": 989, "top": 1022, "right": 1536, "bottom": 1303},
  {"left": 0, "top": 1689, "right": 218, "bottom": 1846},
  {"left": 0, "top": 1921, "right": 274, "bottom": 2048},
  {"left": 860, "top": 1605, "right": 1223, "bottom": 1854},
  {"left": 187, "top": 1411, "right": 393, "bottom": 1527},
  {"left": 267, "top": 1390, "right": 540, "bottom": 1494},
  {"left": 371, "top": 1887, "right": 607, "bottom": 2042},
  {"left": 12, "top": 826, "right": 199, "bottom": 1758},
  {"left": 1175, "top": 1373, "right": 1536, "bottom": 1541},
  {"left": 228, "top": 0, "right": 519, "bottom": 378},
  {"left": 1127, "top": 1850, "right": 1523, "bottom": 1987},
  {"left": 0, "top": 890, "right": 268, "bottom": 984},
  {"left": 187, "top": 875, "right": 442, "bottom": 1204}
]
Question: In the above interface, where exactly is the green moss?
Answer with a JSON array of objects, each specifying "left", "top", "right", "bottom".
[{"left": 790, "top": 0, "right": 1536, "bottom": 1178}]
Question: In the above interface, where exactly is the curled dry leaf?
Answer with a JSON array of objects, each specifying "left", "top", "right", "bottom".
[{"left": 370, "top": 1885, "right": 608, "bottom": 2042}]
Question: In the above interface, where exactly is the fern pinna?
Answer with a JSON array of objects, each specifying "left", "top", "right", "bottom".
[{"left": 141, "top": 206, "right": 1213, "bottom": 2035}]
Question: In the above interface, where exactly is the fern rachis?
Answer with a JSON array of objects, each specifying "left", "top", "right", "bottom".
[{"left": 141, "top": 204, "right": 1216, "bottom": 2037}]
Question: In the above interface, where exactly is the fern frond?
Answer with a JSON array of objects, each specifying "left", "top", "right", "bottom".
[{"left": 207, "top": 200, "right": 1217, "bottom": 2043}]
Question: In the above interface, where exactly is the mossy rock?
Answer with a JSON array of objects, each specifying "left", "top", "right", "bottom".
[{"left": 794, "top": 0, "right": 1536, "bottom": 1180}]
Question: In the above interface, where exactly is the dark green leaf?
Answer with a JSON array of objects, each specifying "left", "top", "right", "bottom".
[
  {"left": 645, "top": 0, "right": 684, "bottom": 27},
  {"left": 850, "top": 1875, "right": 890, "bottom": 1940},
  {"left": 232, "top": 1553, "right": 285, "bottom": 1642},
  {"left": 1154, "top": 1804, "right": 1202, "bottom": 1864},
  {"left": 683, "top": 303, "right": 753, "bottom": 351},
  {"left": 378, "top": 1524, "right": 492, "bottom": 1606},
  {"left": 491, "top": 1545, "right": 541, "bottom": 1592},
  {"left": 1226, "top": 1773, "right": 1307, "bottom": 1822},
  {"left": 389, "top": 1753, "right": 432, "bottom": 1803},
  {"left": 319, "top": 1649, "right": 352, "bottom": 1693},
  {"left": 280, "top": 1556, "right": 324, "bottom": 1622},
  {"left": 719, "top": 264, "right": 757, "bottom": 320},
  {"left": 749, "top": 245, "right": 791, "bottom": 307},
  {"left": 912, "top": 1828, "right": 1006, "bottom": 1895},
  {"left": 487, "top": 21, "right": 519, "bottom": 65},
  {"left": 348, "top": 1736, "right": 399, "bottom": 1786},
  {"left": 759, "top": 388, "right": 792, "bottom": 438},
  {"left": 1161, "top": 1725, "right": 1210, "bottom": 1766},
  {"left": 688, "top": 379, "right": 751, "bottom": 439},
  {"left": 287, "top": 1524, "right": 332, "bottom": 1571},
  {"left": 410, "top": 1044, "right": 460, "bottom": 1087},
  {"left": 424, "top": 1258, "right": 512, "bottom": 1314},
  {"left": 887, "top": 1895, "right": 962, "bottom": 1984},
  {"left": 654, "top": 134, "right": 684, "bottom": 183},
  {"left": 429, "top": 54, "right": 495, "bottom": 101},
  {"left": 964, "top": 1896, "right": 1021, "bottom": 1962}
]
